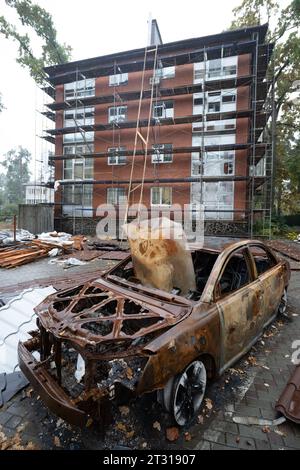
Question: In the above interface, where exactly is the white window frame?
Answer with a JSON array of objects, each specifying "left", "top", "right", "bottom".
[
  {"left": 194, "top": 55, "right": 237, "bottom": 83},
  {"left": 152, "top": 144, "right": 173, "bottom": 164},
  {"left": 109, "top": 73, "right": 128, "bottom": 87},
  {"left": 63, "top": 156, "right": 93, "bottom": 181},
  {"left": 151, "top": 187, "right": 172, "bottom": 206},
  {"left": 62, "top": 184, "right": 93, "bottom": 217},
  {"left": 107, "top": 188, "right": 127, "bottom": 205},
  {"left": 108, "top": 147, "right": 127, "bottom": 166},
  {"left": 155, "top": 66, "right": 175, "bottom": 80},
  {"left": 64, "top": 79, "right": 95, "bottom": 100},
  {"left": 203, "top": 181, "right": 234, "bottom": 221},
  {"left": 108, "top": 106, "right": 127, "bottom": 124},
  {"left": 64, "top": 107, "right": 95, "bottom": 128},
  {"left": 63, "top": 132, "right": 94, "bottom": 144},
  {"left": 153, "top": 101, "right": 174, "bottom": 119}
]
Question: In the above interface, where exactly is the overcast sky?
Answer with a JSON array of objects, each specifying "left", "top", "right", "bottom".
[{"left": 0, "top": 0, "right": 248, "bottom": 179}]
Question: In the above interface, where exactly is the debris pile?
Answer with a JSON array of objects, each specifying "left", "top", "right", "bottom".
[
  {"left": 0, "top": 240, "right": 62, "bottom": 268},
  {"left": 0, "top": 229, "right": 34, "bottom": 246}
]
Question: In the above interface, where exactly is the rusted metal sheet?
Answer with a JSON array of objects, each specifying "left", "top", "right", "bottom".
[
  {"left": 18, "top": 239, "right": 291, "bottom": 427},
  {"left": 276, "top": 365, "right": 300, "bottom": 424}
]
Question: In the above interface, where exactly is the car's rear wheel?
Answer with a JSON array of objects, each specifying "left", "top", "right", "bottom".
[
  {"left": 278, "top": 288, "right": 288, "bottom": 316},
  {"left": 159, "top": 361, "right": 207, "bottom": 427}
]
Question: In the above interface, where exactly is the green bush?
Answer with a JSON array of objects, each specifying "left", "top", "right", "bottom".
[
  {"left": 0, "top": 203, "right": 18, "bottom": 221},
  {"left": 253, "top": 217, "right": 290, "bottom": 238}
]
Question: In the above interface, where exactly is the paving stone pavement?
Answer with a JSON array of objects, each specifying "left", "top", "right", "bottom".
[
  {"left": 0, "top": 267, "right": 299, "bottom": 450},
  {"left": 190, "top": 270, "right": 300, "bottom": 451}
]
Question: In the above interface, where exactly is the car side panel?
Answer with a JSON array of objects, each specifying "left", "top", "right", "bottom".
[{"left": 137, "top": 304, "right": 221, "bottom": 394}]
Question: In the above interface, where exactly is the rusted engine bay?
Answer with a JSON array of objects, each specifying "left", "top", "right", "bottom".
[{"left": 19, "top": 278, "right": 189, "bottom": 426}]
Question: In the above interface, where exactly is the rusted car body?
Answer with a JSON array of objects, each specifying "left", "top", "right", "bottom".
[{"left": 18, "top": 238, "right": 290, "bottom": 427}]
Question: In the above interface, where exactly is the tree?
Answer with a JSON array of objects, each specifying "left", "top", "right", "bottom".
[
  {"left": 0, "top": 173, "right": 6, "bottom": 207},
  {"left": 1, "top": 147, "right": 31, "bottom": 205},
  {"left": 0, "top": 0, "right": 72, "bottom": 86},
  {"left": 230, "top": 0, "right": 300, "bottom": 216}
]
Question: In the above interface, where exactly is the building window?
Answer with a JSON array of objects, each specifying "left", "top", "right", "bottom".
[
  {"left": 107, "top": 188, "right": 127, "bottom": 205},
  {"left": 108, "top": 147, "right": 127, "bottom": 165},
  {"left": 194, "top": 56, "right": 237, "bottom": 83},
  {"left": 64, "top": 79, "right": 95, "bottom": 100},
  {"left": 208, "top": 59, "right": 222, "bottom": 79},
  {"left": 194, "top": 63, "right": 205, "bottom": 83},
  {"left": 62, "top": 184, "right": 93, "bottom": 216},
  {"left": 151, "top": 187, "right": 172, "bottom": 206},
  {"left": 204, "top": 182, "right": 234, "bottom": 220},
  {"left": 63, "top": 132, "right": 94, "bottom": 144},
  {"left": 108, "top": 106, "right": 127, "bottom": 124},
  {"left": 109, "top": 73, "right": 128, "bottom": 87},
  {"left": 191, "top": 151, "right": 235, "bottom": 177},
  {"left": 63, "top": 157, "right": 93, "bottom": 180},
  {"left": 155, "top": 66, "right": 175, "bottom": 80},
  {"left": 193, "top": 119, "right": 236, "bottom": 133},
  {"left": 63, "top": 143, "right": 94, "bottom": 156},
  {"left": 192, "top": 133, "right": 236, "bottom": 147},
  {"left": 204, "top": 151, "right": 235, "bottom": 176},
  {"left": 64, "top": 107, "right": 95, "bottom": 128},
  {"left": 153, "top": 101, "right": 174, "bottom": 119},
  {"left": 152, "top": 144, "right": 173, "bottom": 163}
]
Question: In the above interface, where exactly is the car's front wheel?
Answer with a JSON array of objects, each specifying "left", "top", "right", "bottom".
[{"left": 159, "top": 360, "right": 207, "bottom": 427}]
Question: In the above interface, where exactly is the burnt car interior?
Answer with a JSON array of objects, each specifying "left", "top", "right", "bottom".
[
  {"left": 109, "top": 246, "right": 278, "bottom": 302},
  {"left": 109, "top": 250, "right": 222, "bottom": 301}
]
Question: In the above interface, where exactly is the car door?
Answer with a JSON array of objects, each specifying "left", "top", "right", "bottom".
[
  {"left": 248, "top": 244, "right": 285, "bottom": 330},
  {"left": 214, "top": 247, "right": 262, "bottom": 371}
]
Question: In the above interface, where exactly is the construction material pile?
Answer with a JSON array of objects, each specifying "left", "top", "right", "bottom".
[{"left": 0, "top": 240, "right": 63, "bottom": 269}]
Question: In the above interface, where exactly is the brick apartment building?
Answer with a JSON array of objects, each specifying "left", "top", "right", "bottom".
[{"left": 44, "top": 21, "right": 274, "bottom": 236}]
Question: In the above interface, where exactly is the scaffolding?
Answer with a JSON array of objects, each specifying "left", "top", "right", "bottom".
[{"left": 42, "top": 23, "right": 275, "bottom": 238}]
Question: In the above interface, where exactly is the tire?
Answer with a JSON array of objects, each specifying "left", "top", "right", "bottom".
[{"left": 169, "top": 360, "right": 207, "bottom": 427}]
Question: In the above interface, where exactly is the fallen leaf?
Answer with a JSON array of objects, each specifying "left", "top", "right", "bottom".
[
  {"left": 86, "top": 418, "right": 93, "bottom": 428},
  {"left": 197, "top": 415, "right": 204, "bottom": 425},
  {"left": 126, "top": 367, "right": 133, "bottom": 380},
  {"left": 153, "top": 421, "right": 161, "bottom": 432},
  {"left": 184, "top": 432, "right": 192, "bottom": 442},
  {"left": 26, "top": 388, "right": 34, "bottom": 398},
  {"left": 119, "top": 406, "right": 130, "bottom": 417},
  {"left": 262, "top": 426, "right": 271, "bottom": 434},
  {"left": 166, "top": 427, "right": 180, "bottom": 442},
  {"left": 205, "top": 398, "right": 213, "bottom": 410},
  {"left": 248, "top": 356, "right": 258, "bottom": 366},
  {"left": 126, "top": 430, "right": 135, "bottom": 439},
  {"left": 116, "top": 422, "right": 127, "bottom": 433},
  {"left": 54, "top": 436, "right": 61, "bottom": 447}
]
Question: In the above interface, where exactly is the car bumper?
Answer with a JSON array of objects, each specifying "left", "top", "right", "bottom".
[{"left": 18, "top": 341, "right": 88, "bottom": 427}]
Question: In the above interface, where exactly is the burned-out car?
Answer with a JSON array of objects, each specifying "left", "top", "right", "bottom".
[{"left": 18, "top": 238, "right": 290, "bottom": 427}]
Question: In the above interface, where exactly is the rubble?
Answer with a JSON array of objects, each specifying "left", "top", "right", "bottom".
[
  {"left": 0, "top": 240, "right": 63, "bottom": 268},
  {"left": 0, "top": 229, "right": 34, "bottom": 246}
]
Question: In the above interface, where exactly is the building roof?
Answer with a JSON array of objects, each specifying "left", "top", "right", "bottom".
[{"left": 45, "top": 23, "right": 269, "bottom": 85}]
